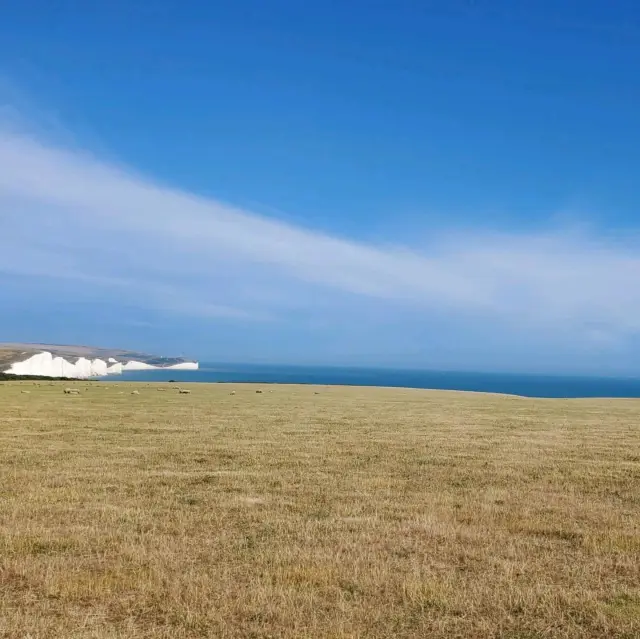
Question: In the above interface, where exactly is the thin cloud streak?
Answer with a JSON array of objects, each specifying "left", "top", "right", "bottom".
[{"left": 1, "top": 128, "right": 640, "bottom": 337}]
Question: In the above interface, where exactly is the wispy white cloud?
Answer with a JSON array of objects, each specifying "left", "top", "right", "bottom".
[{"left": 1, "top": 126, "right": 640, "bottom": 340}]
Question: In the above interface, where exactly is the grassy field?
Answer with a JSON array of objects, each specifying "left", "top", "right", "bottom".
[{"left": 0, "top": 381, "right": 638, "bottom": 638}]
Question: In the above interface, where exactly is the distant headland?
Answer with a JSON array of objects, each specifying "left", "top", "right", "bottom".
[{"left": 0, "top": 343, "right": 198, "bottom": 379}]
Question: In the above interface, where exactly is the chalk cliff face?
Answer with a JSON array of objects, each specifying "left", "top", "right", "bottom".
[{"left": 2, "top": 350, "right": 199, "bottom": 379}]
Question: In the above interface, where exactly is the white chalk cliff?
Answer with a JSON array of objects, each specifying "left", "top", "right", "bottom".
[{"left": 4, "top": 351, "right": 199, "bottom": 379}]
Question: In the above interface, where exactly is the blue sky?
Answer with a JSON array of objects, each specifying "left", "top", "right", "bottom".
[{"left": 1, "top": 1, "right": 640, "bottom": 374}]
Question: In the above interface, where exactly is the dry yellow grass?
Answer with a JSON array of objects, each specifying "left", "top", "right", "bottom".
[{"left": 0, "top": 381, "right": 638, "bottom": 638}]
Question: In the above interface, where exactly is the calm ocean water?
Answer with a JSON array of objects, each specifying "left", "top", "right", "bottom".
[{"left": 115, "top": 363, "right": 640, "bottom": 399}]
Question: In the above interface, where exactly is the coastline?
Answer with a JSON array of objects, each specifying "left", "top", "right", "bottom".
[
  {"left": 109, "top": 363, "right": 640, "bottom": 399},
  {"left": 2, "top": 350, "right": 199, "bottom": 380}
]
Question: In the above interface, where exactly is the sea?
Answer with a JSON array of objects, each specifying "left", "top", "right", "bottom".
[{"left": 115, "top": 363, "right": 640, "bottom": 399}]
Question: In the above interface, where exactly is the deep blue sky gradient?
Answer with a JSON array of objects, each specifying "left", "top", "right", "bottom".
[{"left": 1, "top": 1, "right": 640, "bottom": 373}]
